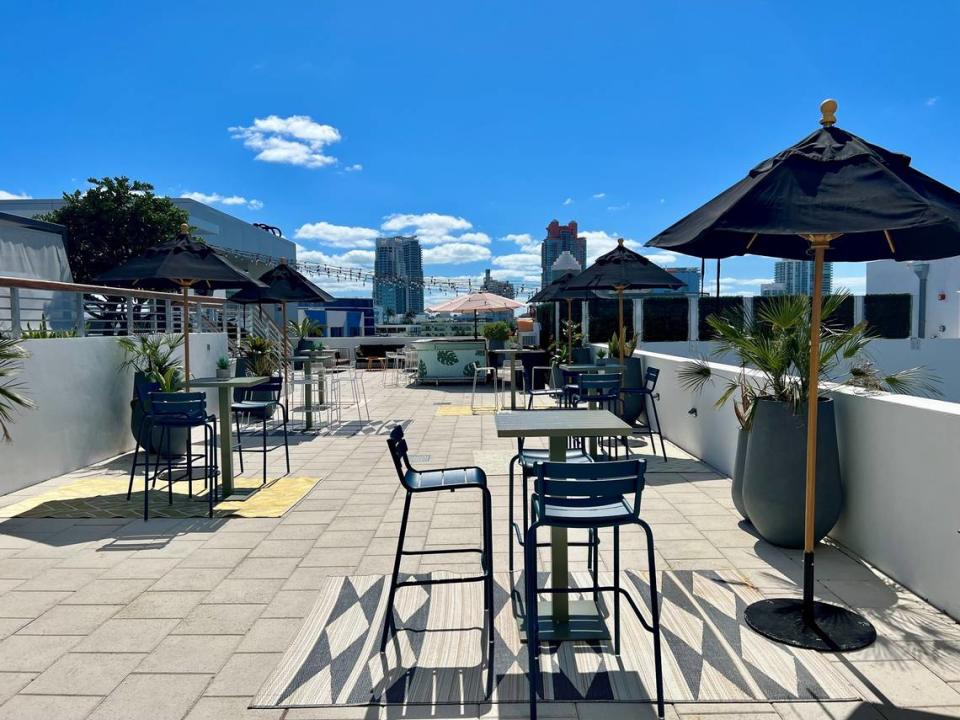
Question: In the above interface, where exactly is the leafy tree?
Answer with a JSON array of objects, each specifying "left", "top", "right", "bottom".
[{"left": 38, "top": 176, "right": 188, "bottom": 283}]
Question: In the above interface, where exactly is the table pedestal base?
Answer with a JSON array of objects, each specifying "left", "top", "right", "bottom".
[{"left": 521, "top": 599, "right": 610, "bottom": 642}]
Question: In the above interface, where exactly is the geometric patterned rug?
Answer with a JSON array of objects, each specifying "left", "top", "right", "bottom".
[
  {"left": 252, "top": 570, "right": 858, "bottom": 708},
  {"left": 0, "top": 475, "right": 320, "bottom": 519}
]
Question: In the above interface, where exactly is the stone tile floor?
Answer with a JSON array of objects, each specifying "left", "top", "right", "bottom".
[{"left": 0, "top": 377, "right": 959, "bottom": 719}]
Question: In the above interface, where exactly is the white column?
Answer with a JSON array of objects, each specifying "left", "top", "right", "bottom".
[
  {"left": 687, "top": 294, "right": 699, "bottom": 342},
  {"left": 853, "top": 295, "right": 865, "bottom": 326},
  {"left": 634, "top": 298, "right": 644, "bottom": 343},
  {"left": 581, "top": 300, "right": 590, "bottom": 343}
]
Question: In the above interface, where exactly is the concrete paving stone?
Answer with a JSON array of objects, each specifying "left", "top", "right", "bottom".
[
  {"left": 236, "top": 617, "right": 302, "bottom": 652},
  {"left": 203, "top": 578, "right": 284, "bottom": 605},
  {"left": 172, "top": 603, "right": 265, "bottom": 635},
  {"left": 266, "top": 524, "right": 326, "bottom": 541},
  {"left": 0, "top": 591, "right": 71, "bottom": 618},
  {"left": 203, "top": 652, "right": 283, "bottom": 696},
  {"left": 149, "top": 566, "right": 233, "bottom": 592},
  {"left": 137, "top": 634, "right": 242, "bottom": 674},
  {"left": 0, "top": 558, "right": 59, "bottom": 579},
  {"left": 0, "top": 634, "right": 81, "bottom": 672},
  {"left": 201, "top": 531, "right": 270, "bottom": 549},
  {"left": 19, "top": 603, "right": 121, "bottom": 635},
  {"left": 86, "top": 672, "right": 211, "bottom": 720},
  {"left": 0, "top": 673, "right": 35, "bottom": 706},
  {"left": 282, "top": 511, "right": 339, "bottom": 525},
  {"left": 100, "top": 557, "right": 182, "bottom": 579},
  {"left": 246, "top": 539, "right": 314, "bottom": 558},
  {"left": 0, "top": 617, "right": 30, "bottom": 639},
  {"left": 22, "top": 652, "right": 145, "bottom": 695},
  {"left": 115, "top": 590, "right": 207, "bottom": 619},
  {"left": 575, "top": 702, "right": 680, "bottom": 719},
  {"left": 262, "top": 590, "right": 321, "bottom": 618},
  {"left": 16, "top": 568, "right": 102, "bottom": 592},
  {"left": 63, "top": 578, "right": 154, "bottom": 605},
  {"left": 655, "top": 539, "right": 725, "bottom": 560},
  {"left": 0, "top": 579, "right": 24, "bottom": 594},
  {"left": 0, "top": 694, "right": 103, "bottom": 720},
  {"left": 228, "top": 557, "right": 301, "bottom": 580},
  {"left": 301, "top": 546, "right": 366, "bottom": 567},
  {"left": 850, "top": 660, "right": 960, "bottom": 707},
  {"left": 356, "top": 555, "right": 399, "bottom": 575},
  {"left": 314, "top": 530, "right": 377, "bottom": 548},
  {"left": 177, "top": 547, "right": 251, "bottom": 568},
  {"left": 74, "top": 618, "right": 178, "bottom": 652},
  {"left": 326, "top": 516, "right": 381, "bottom": 532},
  {"left": 675, "top": 704, "right": 776, "bottom": 715},
  {"left": 772, "top": 701, "right": 884, "bottom": 720},
  {"left": 821, "top": 579, "right": 905, "bottom": 609},
  {"left": 184, "top": 696, "right": 283, "bottom": 719}
]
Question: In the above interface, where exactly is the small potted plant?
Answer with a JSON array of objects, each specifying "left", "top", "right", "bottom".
[
  {"left": 482, "top": 321, "right": 511, "bottom": 351},
  {"left": 595, "top": 348, "right": 607, "bottom": 365},
  {"left": 215, "top": 356, "right": 232, "bottom": 379}
]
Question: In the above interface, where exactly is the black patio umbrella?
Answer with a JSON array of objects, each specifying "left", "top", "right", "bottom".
[
  {"left": 230, "top": 261, "right": 334, "bottom": 399},
  {"left": 528, "top": 272, "right": 586, "bottom": 359},
  {"left": 647, "top": 99, "right": 960, "bottom": 651},
  {"left": 97, "top": 223, "right": 265, "bottom": 389},
  {"left": 561, "top": 239, "right": 683, "bottom": 365}
]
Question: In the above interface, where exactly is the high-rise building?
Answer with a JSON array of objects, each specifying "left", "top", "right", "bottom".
[
  {"left": 647, "top": 267, "right": 701, "bottom": 295},
  {"left": 550, "top": 251, "right": 582, "bottom": 283},
  {"left": 481, "top": 269, "right": 515, "bottom": 298},
  {"left": 373, "top": 236, "right": 424, "bottom": 318},
  {"left": 773, "top": 259, "right": 834, "bottom": 295},
  {"left": 541, "top": 220, "right": 586, "bottom": 287}
]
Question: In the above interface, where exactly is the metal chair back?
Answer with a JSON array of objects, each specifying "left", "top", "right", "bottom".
[
  {"left": 148, "top": 391, "right": 208, "bottom": 423},
  {"left": 386, "top": 425, "right": 415, "bottom": 488},
  {"left": 534, "top": 458, "right": 645, "bottom": 520},
  {"left": 644, "top": 366, "right": 660, "bottom": 392}
]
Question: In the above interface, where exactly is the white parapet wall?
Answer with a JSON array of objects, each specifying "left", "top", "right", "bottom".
[
  {"left": 631, "top": 347, "right": 960, "bottom": 620},
  {"left": 0, "top": 333, "right": 227, "bottom": 494}
]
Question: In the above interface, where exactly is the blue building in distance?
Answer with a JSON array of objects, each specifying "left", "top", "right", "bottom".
[
  {"left": 303, "top": 298, "right": 375, "bottom": 337},
  {"left": 645, "top": 267, "right": 701, "bottom": 295}
]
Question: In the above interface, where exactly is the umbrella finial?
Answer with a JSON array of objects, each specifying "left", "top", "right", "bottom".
[
  {"left": 617, "top": 237, "right": 625, "bottom": 246},
  {"left": 819, "top": 99, "right": 838, "bottom": 127},
  {"left": 178, "top": 223, "right": 190, "bottom": 236}
]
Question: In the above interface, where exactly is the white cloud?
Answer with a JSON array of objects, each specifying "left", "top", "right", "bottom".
[
  {"left": 717, "top": 276, "right": 774, "bottom": 296},
  {"left": 180, "top": 191, "right": 263, "bottom": 210},
  {"left": 607, "top": 202, "right": 630, "bottom": 212},
  {"left": 293, "top": 221, "right": 379, "bottom": 248},
  {"left": 563, "top": 197, "right": 573, "bottom": 206},
  {"left": 926, "top": 96, "right": 940, "bottom": 108},
  {"left": 592, "top": 192, "right": 606, "bottom": 199},
  {"left": 503, "top": 233, "right": 540, "bottom": 253},
  {"left": 423, "top": 243, "right": 491, "bottom": 265},
  {"left": 296, "top": 244, "right": 375, "bottom": 268},
  {"left": 581, "top": 229, "right": 680, "bottom": 267},
  {"left": 0, "top": 190, "right": 31, "bottom": 200},
  {"left": 492, "top": 252, "right": 541, "bottom": 271},
  {"left": 488, "top": 267, "right": 541, "bottom": 285},
  {"left": 344, "top": 163, "right": 363, "bottom": 172},
  {"left": 380, "top": 212, "right": 489, "bottom": 246},
  {"left": 229, "top": 114, "right": 342, "bottom": 168},
  {"left": 658, "top": 198, "right": 666, "bottom": 205}
]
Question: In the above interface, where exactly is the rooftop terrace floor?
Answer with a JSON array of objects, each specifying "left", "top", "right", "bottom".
[{"left": 0, "top": 379, "right": 959, "bottom": 719}]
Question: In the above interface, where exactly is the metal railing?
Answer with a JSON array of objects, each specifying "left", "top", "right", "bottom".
[{"left": 0, "top": 276, "right": 283, "bottom": 354}]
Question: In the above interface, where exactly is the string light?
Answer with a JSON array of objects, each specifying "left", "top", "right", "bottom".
[{"left": 222, "top": 246, "right": 543, "bottom": 298}]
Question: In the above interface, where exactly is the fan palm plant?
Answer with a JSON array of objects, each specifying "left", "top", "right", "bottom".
[
  {"left": 0, "top": 337, "right": 34, "bottom": 441},
  {"left": 117, "top": 334, "right": 184, "bottom": 386},
  {"left": 677, "top": 291, "right": 939, "bottom": 428}
]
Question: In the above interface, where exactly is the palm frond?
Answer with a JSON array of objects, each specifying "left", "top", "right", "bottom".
[{"left": 0, "top": 338, "right": 34, "bottom": 441}]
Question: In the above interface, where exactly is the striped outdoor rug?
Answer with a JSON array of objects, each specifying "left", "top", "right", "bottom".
[{"left": 253, "top": 570, "right": 857, "bottom": 709}]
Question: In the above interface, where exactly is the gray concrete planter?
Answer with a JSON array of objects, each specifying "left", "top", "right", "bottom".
[
  {"left": 731, "top": 427, "right": 750, "bottom": 521},
  {"left": 742, "top": 398, "right": 842, "bottom": 548},
  {"left": 620, "top": 356, "right": 645, "bottom": 426}
]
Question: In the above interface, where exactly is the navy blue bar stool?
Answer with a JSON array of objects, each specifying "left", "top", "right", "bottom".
[
  {"left": 523, "top": 459, "right": 664, "bottom": 720},
  {"left": 381, "top": 425, "right": 494, "bottom": 683},
  {"left": 232, "top": 374, "right": 291, "bottom": 484},
  {"left": 127, "top": 390, "right": 219, "bottom": 520},
  {"left": 621, "top": 366, "right": 667, "bottom": 461}
]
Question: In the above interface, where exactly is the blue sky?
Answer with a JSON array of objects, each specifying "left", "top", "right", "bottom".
[{"left": 2, "top": 1, "right": 958, "bottom": 302}]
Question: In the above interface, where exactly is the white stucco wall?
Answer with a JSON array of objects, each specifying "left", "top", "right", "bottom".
[
  {"left": 0, "top": 333, "right": 226, "bottom": 493},
  {"left": 629, "top": 347, "right": 960, "bottom": 621},
  {"left": 867, "top": 258, "right": 960, "bottom": 339}
]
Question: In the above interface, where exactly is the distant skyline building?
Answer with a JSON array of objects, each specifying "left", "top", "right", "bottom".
[
  {"left": 550, "top": 250, "right": 582, "bottom": 283},
  {"left": 760, "top": 282, "right": 787, "bottom": 296},
  {"left": 541, "top": 220, "right": 586, "bottom": 287},
  {"left": 481, "top": 268, "right": 515, "bottom": 299},
  {"left": 373, "top": 235, "right": 424, "bottom": 317},
  {"left": 647, "top": 266, "right": 701, "bottom": 295},
  {"left": 773, "top": 259, "right": 834, "bottom": 295}
]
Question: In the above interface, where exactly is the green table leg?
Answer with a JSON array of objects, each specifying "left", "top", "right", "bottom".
[
  {"left": 510, "top": 355, "right": 518, "bottom": 410},
  {"left": 549, "top": 435, "right": 568, "bottom": 621},
  {"left": 217, "top": 387, "right": 235, "bottom": 496}
]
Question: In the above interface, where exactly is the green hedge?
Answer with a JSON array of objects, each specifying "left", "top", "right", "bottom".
[
  {"left": 588, "top": 297, "right": 634, "bottom": 343},
  {"left": 864, "top": 293, "right": 911, "bottom": 338},
  {"left": 642, "top": 297, "right": 688, "bottom": 342},
  {"left": 698, "top": 297, "right": 744, "bottom": 340}
]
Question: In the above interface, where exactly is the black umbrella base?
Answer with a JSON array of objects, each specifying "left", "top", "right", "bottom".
[{"left": 744, "top": 598, "right": 877, "bottom": 652}]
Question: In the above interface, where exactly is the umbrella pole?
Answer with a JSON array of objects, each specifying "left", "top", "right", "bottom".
[
  {"left": 743, "top": 236, "right": 876, "bottom": 651},
  {"left": 282, "top": 303, "right": 289, "bottom": 406},
  {"left": 617, "top": 287, "right": 625, "bottom": 366},
  {"left": 474, "top": 310, "right": 478, "bottom": 339},
  {"left": 182, "top": 284, "right": 191, "bottom": 391},
  {"left": 566, "top": 298, "right": 573, "bottom": 359}
]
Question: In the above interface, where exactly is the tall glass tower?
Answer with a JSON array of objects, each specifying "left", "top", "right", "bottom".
[
  {"left": 540, "top": 220, "right": 586, "bottom": 287},
  {"left": 373, "top": 236, "right": 424, "bottom": 317},
  {"left": 773, "top": 259, "right": 834, "bottom": 295}
]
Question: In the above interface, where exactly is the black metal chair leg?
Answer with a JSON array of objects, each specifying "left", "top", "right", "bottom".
[
  {"left": 236, "top": 413, "right": 244, "bottom": 473},
  {"left": 524, "top": 523, "right": 539, "bottom": 720},
  {"left": 650, "top": 395, "right": 667, "bottom": 462},
  {"left": 508, "top": 455, "right": 516, "bottom": 575},
  {"left": 163, "top": 428, "right": 174, "bottom": 505},
  {"left": 640, "top": 520, "right": 665, "bottom": 719},
  {"left": 186, "top": 429, "right": 194, "bottom": 498},
  {"left": 281, "top": 404, "right": 290, "bottom": 475},
  {"left": 380, "top": 490, "right": 411, "bottom": 652},
  {"left": 643, "top": 394, "right": 657, "bottom": 459},
  {"left": 614, "top": 525, "right": 621, "bottom": 654},
  {"left": 261, "top": 417, "right": 267, "bottom": 485}
]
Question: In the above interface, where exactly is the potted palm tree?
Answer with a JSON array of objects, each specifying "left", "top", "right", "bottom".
[
  {"left": 117, "top": 334, "right": 186, "bottom": 456},
  {"left": 237, "top": 335, "right": 279, "bottom": 419},
  {"left": 678, "top": 293, "right": 937, "bottom": 547},
  {"left": 0, "top": 337, "right": 34, "bottom": 441}
]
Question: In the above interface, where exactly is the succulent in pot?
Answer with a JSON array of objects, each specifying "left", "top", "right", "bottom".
[{"left": 216, "top": 356, "right": 232, "bottom": 379}]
